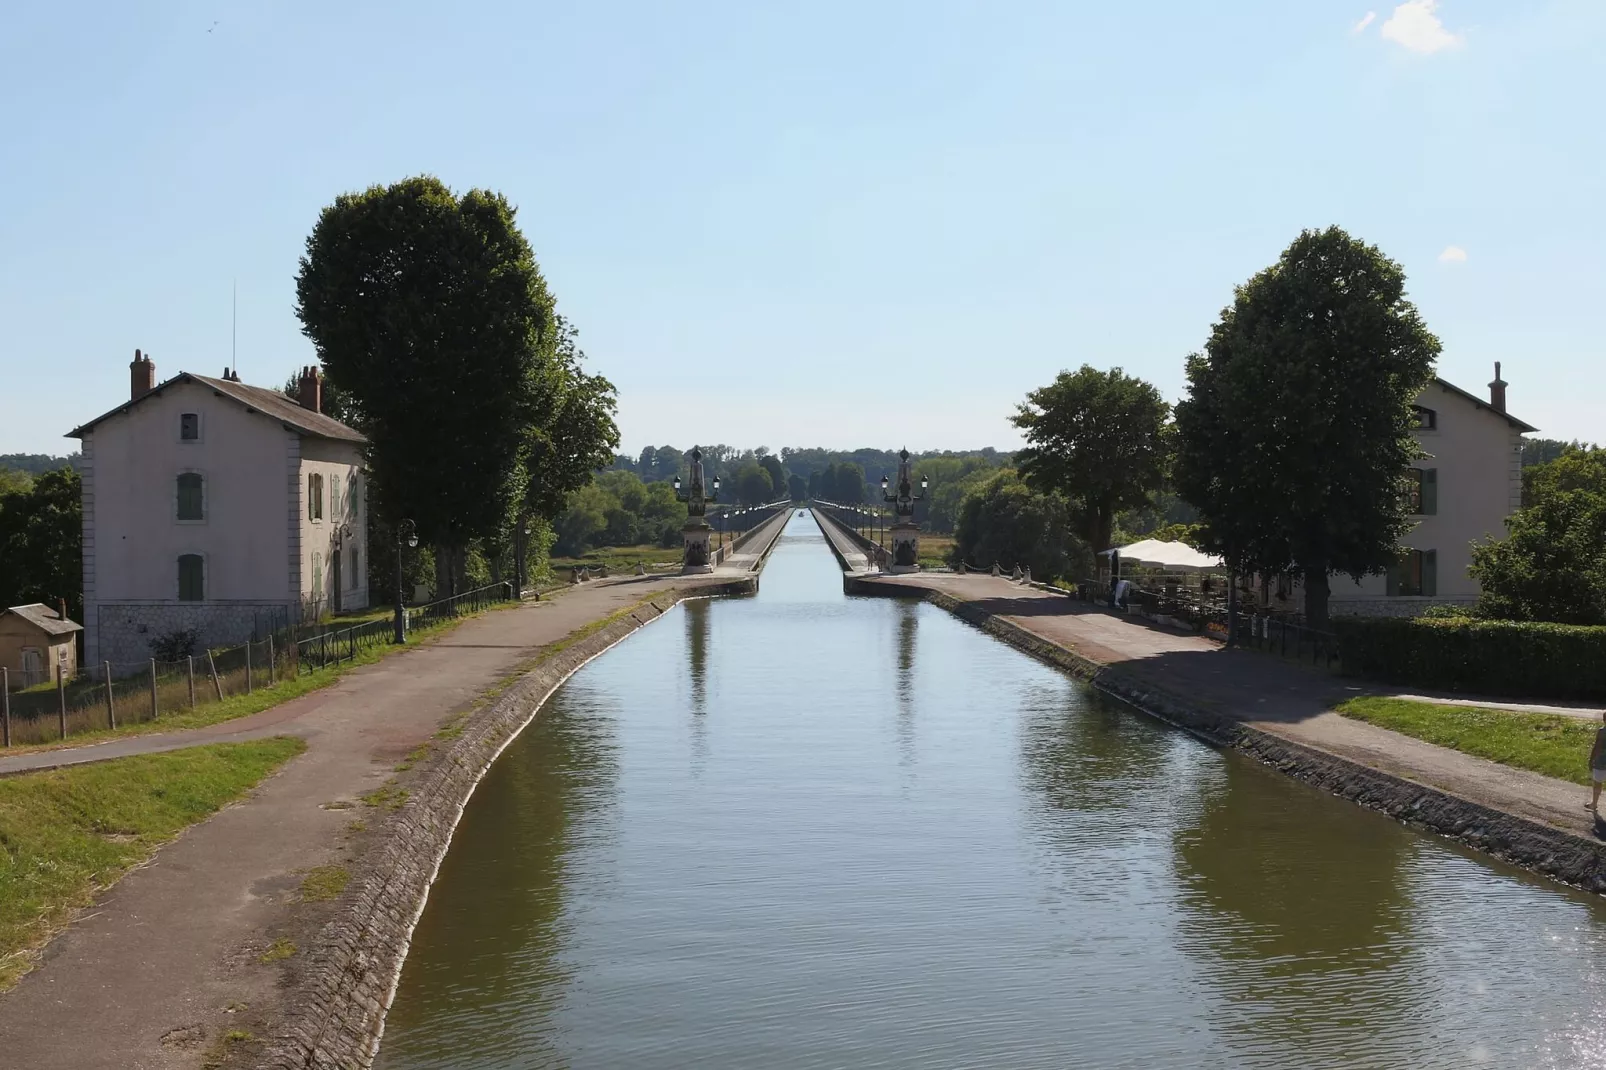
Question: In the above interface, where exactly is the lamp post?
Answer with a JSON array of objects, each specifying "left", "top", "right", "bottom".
[
  {"left": 673, "top": 449, "right": 719, "bottom": 574},
  {"left": 393, "top": 518, "right": 418, "bottom": 644},
  {"left": 881, "top": 449, "right": 929, "bottom": 573}
]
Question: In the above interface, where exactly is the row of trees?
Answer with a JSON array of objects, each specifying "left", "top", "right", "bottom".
[{"left": 295, "top": 176, "right": 622, "bottom": 597}]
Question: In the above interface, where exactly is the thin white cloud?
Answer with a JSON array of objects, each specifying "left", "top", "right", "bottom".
[
  {"left": 1438, "top": 245, "right": 1469, "bottom": 263},
  {"left": 1380, "top": 0, "right": 1463, "bottom": 54},
  {"left": 1353, "top": 11, "right": 1377, "bottom": 33}
]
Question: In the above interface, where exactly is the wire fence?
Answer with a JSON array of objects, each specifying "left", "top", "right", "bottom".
[{"left": 0, "top": 582, "right": 514, "bottom": 748}]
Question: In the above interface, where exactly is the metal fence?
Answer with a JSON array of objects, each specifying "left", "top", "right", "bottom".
[{"left": 1, "top": 582, "right": 515, "bottom": 748}]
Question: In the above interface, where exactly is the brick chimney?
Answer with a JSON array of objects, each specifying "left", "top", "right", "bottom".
[
  {"left": 1489, "top": 361, "right": 1507, "bottom": 413},
  {"left": 297, "top": 365, "right": 322, "bottom": 414},
  {"left": 130, "top": 348, "right": 155, "bottom": 400}
]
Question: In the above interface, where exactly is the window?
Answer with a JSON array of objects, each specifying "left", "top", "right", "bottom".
[
  {"left": 1412, "top": 405, "right": 1437, "bottom": 430},
  {"left": 312, "top": 552, "right": 324, "bottom": 598},
  {"left": 330, "top": 474, "right": 342, "bottom": 519},
  {"left": 308, "top": 473, "right": 324, "bottom": 521},
  {"left": 349, "top": 476, "right": 360, "bottom": 520},
  {"left": 178, "top": 554, "right": 204, "bottom": 601},
  {"left": 176, "top": 472, "right": 204, "bottom": 521},
  {"left": 1404, "top": 468, "right": 1437, "bottom": 515},
  {"left": 1386, "top": 549, "right": 1437, "bottom": 597},
  {"left": 180, "top": 413, "right": 200, "bottom": 441},
  {"left": 349, "top": 545, "right": 360, "bottom": 589}
]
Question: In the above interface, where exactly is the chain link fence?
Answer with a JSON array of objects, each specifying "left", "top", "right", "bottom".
[{"left": 1, "top": 582, "right": 514, "bottom": 748}]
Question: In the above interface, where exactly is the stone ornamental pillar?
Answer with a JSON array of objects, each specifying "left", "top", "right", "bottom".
[
  {"left": 880, "top": 448, "right": 928, "bottom": 575},
  {"left": 675, "top": 447, "right": 719, "bottom": 575}
]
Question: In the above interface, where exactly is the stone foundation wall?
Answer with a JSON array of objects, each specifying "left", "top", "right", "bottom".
[
  {"left": 252, "top": 580, "right": 754, "bottom": 1070},
  {"left": 95, "top": 601, "right": 291, "bottom": 668}
]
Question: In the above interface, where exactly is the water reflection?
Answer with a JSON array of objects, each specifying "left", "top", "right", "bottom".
[
  {"left": 894, "top": 600, "right": 917, "bottom": 769},
  {"left": 379, "top": 686, "right": 620, "bottom": 1069},
  {"left": 685, "top": 598, "right": 711, "bottom": 774},
  {"left": 381, "top": 513, "right": 1606, "bottom": 1070},
  {"left": 1169, "top": 758, "right": 1421, "bottom": 1066}
]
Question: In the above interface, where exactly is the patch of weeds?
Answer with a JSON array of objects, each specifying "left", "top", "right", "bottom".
[
  {"left": 202, "top": 1028, "right": 259, "bottom": 1069},
  {"left": 394, "top": 742, "right": 432, "bottom": 772},
  {"left": 320, "top": 799, "right": 354, "bottom": 810},
  {"left": 434, "top": 713, "right": 469, "bottom": 742},
  {"left": 345, "top": 819, "right": 367, "bottom": 834},
  {"left": 360, "top": 781, "right": 409, "bottom": 811},
  {"left": 258, "top": 937, "right": 295, "bottom": 963},
  {"left": 299, "top": 865, "right": 350, "bottom": 902}
]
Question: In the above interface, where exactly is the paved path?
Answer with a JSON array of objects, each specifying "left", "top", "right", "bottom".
[
  {"left": 0, "top": 569, "right": 749, "bottom": 1069},
  {"left": 810, "top": 507, "right": 873, "bottom": 571},
  {"left": 858, "top": 569, "right": 1604, "bottom": 842}
]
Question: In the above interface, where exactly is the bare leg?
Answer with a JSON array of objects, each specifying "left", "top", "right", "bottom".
[{"left": 1592, "top": 780, "right": 1602, "bottom": 810}]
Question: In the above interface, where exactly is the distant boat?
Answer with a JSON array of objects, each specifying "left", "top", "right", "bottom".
[{"left": 797, "top": 510, "right": 805, "bottom": 516}]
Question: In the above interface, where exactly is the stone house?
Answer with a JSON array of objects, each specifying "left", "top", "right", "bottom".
[
  {"left": 67, "top": 351, "right": 369, "bottom": 667},
  {"left": 0, "top": 603, "right": 82, "bottom": 688},
  {"left": 1255, "top": 365, "right": 1534, "bottom": 618}
]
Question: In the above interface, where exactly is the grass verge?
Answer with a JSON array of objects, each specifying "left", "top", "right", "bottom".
[
  {"left": 0, "top": 737, "right": 306, "bottom": 990},
  {"left": 2, "top": 607, "right": 481, "bottom": 756},
  {"left": 1337, "top": 696, "right": 1595, "bottom": 785}
]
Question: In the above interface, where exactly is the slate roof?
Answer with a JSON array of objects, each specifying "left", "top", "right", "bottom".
[
  {"left": 67, "top": 372, "right": 366, "bottom": 444},
  {"left": 3, "top": 603, "right": 83, "bottom": 637}
]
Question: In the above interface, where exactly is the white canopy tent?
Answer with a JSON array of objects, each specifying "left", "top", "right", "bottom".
[{"left": 1099, "top": 539, "right": 1224, "bottom": 572}]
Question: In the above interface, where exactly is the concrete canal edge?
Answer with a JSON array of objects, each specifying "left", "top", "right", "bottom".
[
  {"left": 844, "top": 575, "right": 1606, "bottom": 897},
  {"left": 253, "top": 580, "right": 754, "bottom": 1070}
]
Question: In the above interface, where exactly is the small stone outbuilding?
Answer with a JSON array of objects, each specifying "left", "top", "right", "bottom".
[{"left": 0, "top": 603, "right": 83, "bottom": 688}]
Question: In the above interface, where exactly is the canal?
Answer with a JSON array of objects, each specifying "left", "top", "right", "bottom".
[{"left": 378, "top": 512, "right": 1606, "bottom": 1069}]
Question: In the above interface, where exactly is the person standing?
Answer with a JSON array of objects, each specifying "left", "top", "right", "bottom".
[{"left": 1589, "top": 712, "right": 1606, "bottom": 811}]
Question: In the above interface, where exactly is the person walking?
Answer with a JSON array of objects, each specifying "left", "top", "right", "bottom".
[{"left": 1590, "top": 712, "right": 1606, "bottom": 811}]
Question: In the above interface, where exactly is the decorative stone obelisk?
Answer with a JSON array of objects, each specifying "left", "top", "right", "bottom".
[
  {"left": 882, "top": 447, "right": 927, "bottom": 574},
  {"left": 675, "top": 447, "right": 716, "bottom": 575}
]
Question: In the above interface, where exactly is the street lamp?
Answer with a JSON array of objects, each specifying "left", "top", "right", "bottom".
[
  {"left": 393, "top": 518, "right": 418, "bottom": 644},
  {"left": 331, "top": 521, "right": 354, "bottom": 615}
]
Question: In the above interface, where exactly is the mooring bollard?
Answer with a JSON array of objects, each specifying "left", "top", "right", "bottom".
[{"left": 105, "top": 661, "right": 115, "bottom": 729}]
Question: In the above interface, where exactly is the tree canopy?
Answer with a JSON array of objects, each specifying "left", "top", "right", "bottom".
[
  {"left": 1173, "top": 227, "right": 1440, "bottom": 628},
  {"left": 950, "top": 470, "right": 1090, "bottom": 582},
  {"left": 295, "top": 176, "right": 556, "bottom": 590},
  {"left": 1010, "top": 365, "right": 1170, "bottom": 553},
  {"left": 734, "top": 463, "right": 774, "bottom": 506},
  {"left": 1472, "top": 448, "right": 1606, "bottom": 624},
  {"left": 0, "top": 467, "right": 82, "bottom": 622}
]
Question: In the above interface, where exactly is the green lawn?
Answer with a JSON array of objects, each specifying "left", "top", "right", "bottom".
[
  {"left": 549, "top": 543, "right": 684, "bottom": 574},
  {"left": 1336, "top": 696, "right": 1598, "bottom": 785},
  {"left": 0, "top": 737, "right": 306, "bottom": 990}
]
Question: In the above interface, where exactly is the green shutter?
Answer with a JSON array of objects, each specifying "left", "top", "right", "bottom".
[
  {"left": 178, "top": 555, "right": 204, "bottom": 601},
  {"left": 1422, "top": 468, "right": 1437, "bottom": 515},
  {"left": 1423, "top": 550, "right": 1437, "bottom": 597}
]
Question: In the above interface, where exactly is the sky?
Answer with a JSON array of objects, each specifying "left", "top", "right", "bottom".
[{"left": 1, "top": 0, "right": 1601, "bottom": 458}]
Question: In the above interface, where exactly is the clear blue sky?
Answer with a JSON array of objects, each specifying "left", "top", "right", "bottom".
[{"left": 2, "top": 0, "right": 1600, "bottom": 458}]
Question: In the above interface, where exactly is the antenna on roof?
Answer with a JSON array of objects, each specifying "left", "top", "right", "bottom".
[{"left": 231, "top": 278, "right": 237, "bottom": 378}]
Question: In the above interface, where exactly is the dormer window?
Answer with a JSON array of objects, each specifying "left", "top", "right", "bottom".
[{"left": 1412, "top": 405, "right": 1437, "bottom": 430}]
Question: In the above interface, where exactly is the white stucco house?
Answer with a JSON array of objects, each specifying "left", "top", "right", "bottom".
[
  {"left": 1252, "top": 364, "right": 1534, "bottom": 618},
  {"left": 68, "top": 351, "right": 369, "bottom": 667}
]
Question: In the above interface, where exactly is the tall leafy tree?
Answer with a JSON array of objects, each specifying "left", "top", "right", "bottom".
[
  {"left": 1472, "top": 448, "right": 1606, "bottom": 624},
  {"left": 734, "top": 463, "right": 774, "bottom": 506},
  {"left": 758, "top": 454, "right": 785, "bottom": 501},
  {"left": 0, "top": 467, "right": 83, "bottom": 622},
  {"left": 1010, "top": 365, "right": 1170, "bottom": 554},
  {"left": 950, "top": 470, "right": 1089, "bottom": 581},
  {"left": 295, "top": 176, "right": 554, "bottom": 594},
  {"left": 1174, "top": 227, "right": 1439, "bottom": 628}
]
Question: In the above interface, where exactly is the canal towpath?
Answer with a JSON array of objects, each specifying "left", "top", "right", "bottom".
[{"left": 0, "top": 508, "right": 793, "bottom": 1070}]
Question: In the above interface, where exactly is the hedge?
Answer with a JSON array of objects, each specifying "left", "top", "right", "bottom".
[{"left": 1333, "top": 616, "right": 1606, "bottom": 701}]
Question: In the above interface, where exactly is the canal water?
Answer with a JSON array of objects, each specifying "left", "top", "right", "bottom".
[{"left": 378, "top": 512, "right": 1606, "bottom": 1070}]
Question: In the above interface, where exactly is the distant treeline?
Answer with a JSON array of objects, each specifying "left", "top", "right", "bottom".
[{"left": 0, "top": 453, "right": 81, "bottom": 476}]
